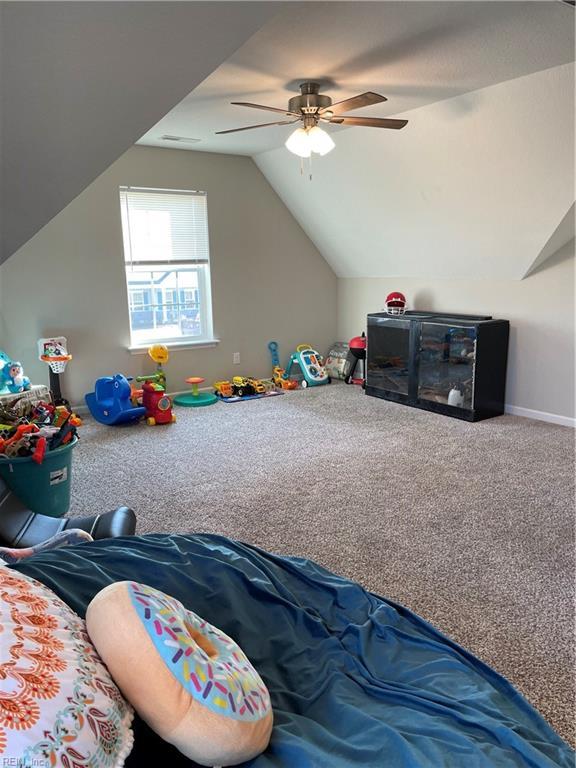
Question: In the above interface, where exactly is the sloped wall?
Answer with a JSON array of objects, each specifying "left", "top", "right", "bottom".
[
  {"left": 255, "top": 63, "right": 574, "bottom": 281},
  {"left": 0, "top": 1, "right": 281, "bottom": 263},
  {"left": 0, "top": 146, "right": 337, "bottom": 405}
]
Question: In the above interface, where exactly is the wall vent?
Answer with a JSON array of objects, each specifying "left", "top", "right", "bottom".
[{"left": 160, "top": 135, "right": 201, "bottom": 143}]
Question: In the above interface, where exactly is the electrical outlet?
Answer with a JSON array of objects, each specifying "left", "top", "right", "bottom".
[{"left": 233, "top": 352, "right": 241, "bottom": 365}]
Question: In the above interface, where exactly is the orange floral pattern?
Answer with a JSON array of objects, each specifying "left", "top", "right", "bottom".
[
  {"left": 0, "top": 697, "right": 40, "bottom": 730},
  {"left": 0, "top": 568, "right": 133, "bottom": 766}
]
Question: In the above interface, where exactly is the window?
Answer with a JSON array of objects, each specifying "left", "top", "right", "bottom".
[{"left": 119, "top": 186, "right": 214, "bottom": 347}]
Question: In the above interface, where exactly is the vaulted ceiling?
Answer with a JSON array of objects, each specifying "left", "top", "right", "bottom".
[
  {"left": 137, "top": 1, "right": 574, "bottom": 281},
  {"left": 2, "top": 1, "right": 574, "bottom": 281},
  {"left": 139, "top": 1, "right": 575, "bottom": 156}
]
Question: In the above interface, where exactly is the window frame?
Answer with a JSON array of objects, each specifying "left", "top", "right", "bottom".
[{"left": 119, "top": 186, "right": 216, "bottom": 349}]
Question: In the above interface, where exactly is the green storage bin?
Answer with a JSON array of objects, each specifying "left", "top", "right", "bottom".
[{"left": 0, "top": 437, "right": 77, "bottom": 518}]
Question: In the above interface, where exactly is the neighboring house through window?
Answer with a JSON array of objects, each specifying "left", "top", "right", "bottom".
[{"left": 119, "top": 186, "right": 214, "bottom": 347}]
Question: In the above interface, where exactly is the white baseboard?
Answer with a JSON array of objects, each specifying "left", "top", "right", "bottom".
[{"left": 505, "top": 404, "right": 575, "bottom": 428}]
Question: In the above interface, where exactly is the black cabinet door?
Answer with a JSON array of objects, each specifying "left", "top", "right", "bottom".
[
  {"left": 416, "top": 322, "right": 477, "bottom": 411},
  {"left": 366, "top": 316, "right": 412, "bottom": 398}
]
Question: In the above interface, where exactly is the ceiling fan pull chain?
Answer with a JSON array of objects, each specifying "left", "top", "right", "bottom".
[{"left": 309, "top": 154, "right": 313, "bottom": 182}]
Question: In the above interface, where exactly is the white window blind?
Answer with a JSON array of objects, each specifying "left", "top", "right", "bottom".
[
  {"left": 119, "top": 186, "right": 214, "bottom": 347},
  {"left": 119, "top": 186, "right": 209, "bottom": 265}
]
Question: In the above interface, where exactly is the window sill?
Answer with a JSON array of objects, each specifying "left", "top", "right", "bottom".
[{"left": 128, "top": 339, "right": 220, "bottom": 355}]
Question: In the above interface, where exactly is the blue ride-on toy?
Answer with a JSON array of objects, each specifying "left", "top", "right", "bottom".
[{"left": 85, "top": 374, "right": 146, "bottom": 425}]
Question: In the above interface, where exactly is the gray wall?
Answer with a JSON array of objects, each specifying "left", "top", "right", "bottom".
[
  {"left": 0, "top": 146, "right": 337, "bottom": 405},
  {"left": 338, "top": 240, "right": 575, "bottom": 423},
  {"left": 0, "top": 1, "right": 282, "bottom": 262}
]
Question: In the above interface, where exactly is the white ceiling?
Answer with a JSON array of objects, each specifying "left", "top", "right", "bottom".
[{"left": 138, "top": 1, "right": 575, "bottom": 156}]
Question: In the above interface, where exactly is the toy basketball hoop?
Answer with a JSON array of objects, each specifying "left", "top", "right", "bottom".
[
  {"left": 41, "top": 355, "right": 71, "bottom": 374},
  {"left": 38, "top": 337, "right": 72, "bottom": 407},
  {"left": 38, "top": 337, "right": 72, "bottom": 373}
]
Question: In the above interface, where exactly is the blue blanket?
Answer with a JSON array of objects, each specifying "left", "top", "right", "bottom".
[{"left": 11, "top": 534, "right": 573, "bottom": 768}]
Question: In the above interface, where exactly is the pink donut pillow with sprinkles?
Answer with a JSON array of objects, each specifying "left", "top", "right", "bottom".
[{"left": 86, "top": 581, "right": 273, "bottom": 767}]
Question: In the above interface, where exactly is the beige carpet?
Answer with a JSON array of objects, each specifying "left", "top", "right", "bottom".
[{"left": 71, "top": 383, "right": 575, "bottom": 745}]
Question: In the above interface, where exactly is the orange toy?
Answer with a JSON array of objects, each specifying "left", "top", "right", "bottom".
[
  {"left": 53, "top": 405, "right": 82, "bottom": 428},
  {"left": 0, "top": 424, "right": 39, "bottom": 454}
]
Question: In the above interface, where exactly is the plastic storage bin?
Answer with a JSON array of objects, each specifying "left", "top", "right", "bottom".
[{"left": 0, "top": 437, "right": 77, "bottom": 517}]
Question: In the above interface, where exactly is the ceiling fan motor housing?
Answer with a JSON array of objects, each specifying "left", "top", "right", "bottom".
[{"left": 288, "top": 82, "right": 332, "bottom": 118}]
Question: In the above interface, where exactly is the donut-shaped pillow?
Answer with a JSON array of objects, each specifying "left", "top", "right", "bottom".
[{"left": 86, "top": 581, "right": 273, "bottom": 767}]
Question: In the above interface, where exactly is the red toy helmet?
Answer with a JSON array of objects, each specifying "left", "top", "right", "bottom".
[
  {"left": 385, "top": 291, "right": 407, "bottom": 315},
  {"left": 349, "top": 333, "right": 366, "bottom": 351}
]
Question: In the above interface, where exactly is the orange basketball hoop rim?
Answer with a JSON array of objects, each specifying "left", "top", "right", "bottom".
[{"left": 41, "top": 354, "right": 72, "bottom": 374}]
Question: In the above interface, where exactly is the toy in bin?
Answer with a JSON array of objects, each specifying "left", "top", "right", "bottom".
[
  {"left": 345, "top": 332, "right": 366, "bottom": 387},
  {"left": 0, "top": 396, "right": 81, "bottom": 518},
  {"left": 285, "top": 345, "right": 330, "bottom": 388}
]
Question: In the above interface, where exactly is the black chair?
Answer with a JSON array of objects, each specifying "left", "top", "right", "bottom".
[{"left": 0, "top": 478, "right": 136, "bottom": 548}]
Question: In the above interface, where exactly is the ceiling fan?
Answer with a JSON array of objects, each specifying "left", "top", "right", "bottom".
[{"left": 215, "top": 81, "right": 408, "bottom": 158}]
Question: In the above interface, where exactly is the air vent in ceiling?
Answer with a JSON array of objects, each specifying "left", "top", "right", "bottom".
[{"left": 160, "top": 135, "right": 201, "bottom": 144}]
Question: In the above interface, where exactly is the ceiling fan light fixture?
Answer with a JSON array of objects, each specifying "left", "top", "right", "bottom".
[
  {"left": 307, "top": 126, "right": 335, "bottom": 156},
  {"left": 285, "top": 127, "right": 312, "bottom": 158},
  {"left": 285, "top": 125, "right": 335, "bottom": 158}
]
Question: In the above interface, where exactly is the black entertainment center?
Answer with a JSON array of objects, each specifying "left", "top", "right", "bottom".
[{"left": 365, "top": 311, "right": 509, "bottom": 422}]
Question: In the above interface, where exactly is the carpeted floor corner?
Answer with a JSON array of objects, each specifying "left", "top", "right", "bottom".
[{"left": 71, "top": 383, "right": 575, "bottom": 745}]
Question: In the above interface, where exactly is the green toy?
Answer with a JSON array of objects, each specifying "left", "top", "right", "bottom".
[{"left": 174, "top": 377, "right": 218, "bottom": 408}]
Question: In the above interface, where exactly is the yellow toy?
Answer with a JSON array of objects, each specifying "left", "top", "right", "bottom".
[
  {"left": 247, "top": 377, "right": 266, "bottom": 394},
  {"left": 53, "top": 405, "right": 82, "bottom": 428},
  {"left": 273, "top": 366, "right": 298, "bottom": 391},
  {"left": 232, "top": 376, "right": 266, "bottom": 397},
  {"left": 214, "top": 381, "right": 234, "bottom": 398},
  {"left": 147, "top": 344, "right": 169, "bottom": 390}
]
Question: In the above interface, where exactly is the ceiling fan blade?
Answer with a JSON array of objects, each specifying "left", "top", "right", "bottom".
[
  {"left": 231, "top": 101, "right": 300, "bottom": 117},
  {"left": 329, "top": 116, "right": 408, "bottom": 129},
  {"left": 319, "top": 91, "right": 387, "bottom": 116},
  {"left": 215, "top": 119, "right": 299, "bottom": 135}
]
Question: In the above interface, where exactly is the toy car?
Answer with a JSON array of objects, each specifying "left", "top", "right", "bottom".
[
  {"left": 142, "top": 381, "right": 176, "bottom": 426},
  {"left": 273, "top": 366, "right": 298, "bottom": 390},
  {"left": 232, "top": 377, "right": 256, "bottom": 398},
  {"left": 214, "top": 381, "right": 234, "bottom": 398},
  {"left": 246, "top": 377, "right": 266, "bottom": 394},
  {"left": 215, "top": 377, "right": 272, "bottom": 399}
]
